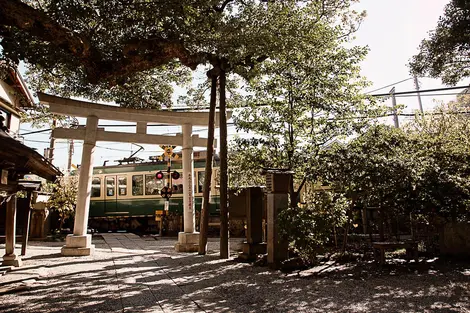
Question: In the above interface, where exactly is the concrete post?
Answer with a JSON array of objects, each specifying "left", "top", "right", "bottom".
[
  {"left": 20, "top": 191, "right": 33, "bottom": 256},
  {"left": 182, "top": 123, "right": 195, "bottom": 233},
  {"left": 61, "top": 115, "right": 99, "bottom": 256},
  {"left": 265, "top": 170, "right": 291, "bottom": 268},
  {"left": 175, "top": 123, "right": 199, "bottom": 252},
  {"left": 2, "top": 194, "right": 22, "bottom": 267}
]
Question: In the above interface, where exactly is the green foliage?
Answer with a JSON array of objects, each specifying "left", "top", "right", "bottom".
[
  {"left": 410, "top": 0, "right": 470, "bottom": 84},
  {"left": 407, "top": 101, "right": 470, "bottom": 220},
  {"left": 279, "top": 191, "right": 349, "bottom": 260},
  {"left": 318, "top": 103, "right": 470, "bottom": 222},
  {"left": 26, "top": 62, "right": 192, "bottom": 110},
  {"left": 44, "top": 176, "right": 78, "bottom": 229},
  {"left": 230, "top": 3, "right": 381, "bottom": 188},
  {"left": 318, "top": 125, "right": 421, "bottom": 216}
]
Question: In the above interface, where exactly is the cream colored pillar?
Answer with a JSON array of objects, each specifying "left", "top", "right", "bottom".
[
  {"left": 61, "top": 115, "right": 99, "bottom": 256},
  {"left": 175, "top": 123, "right": 199, "bottom": 252},
  {"left": 2, "top": 194, "right": 22, "bottom": 267}
]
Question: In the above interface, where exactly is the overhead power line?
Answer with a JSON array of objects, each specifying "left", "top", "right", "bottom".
[
  {"left": 20, "top": 128, "right": 52, "bottom": 135},
  {"left": 395, "top": 92, "right": 463, "bottom": 98},
  {"left": 366, "top": 78, "right": 414, "bottom": 94},
  {"left": 371, "top": 85, "right": 469, "bottom": 97}
]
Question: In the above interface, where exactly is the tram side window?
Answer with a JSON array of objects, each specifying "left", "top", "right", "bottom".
[
  {"left": 212, "top": 169, "right": 220, "bottom": 195},
  {"left": 197, "top": 171, "right": 205, "bottom": 193},
  {"left": 91, "top": 177, "right": 101, "bottom": 197},
  {"left": 118, "top": 176, "right": 127, "bottom": 196},
  {"left": 132, "top": 175, "right": 143, "bottom": 196},
  {"left": 145, "top": 174, "right": 164, "bottom": 195},
  {"left": 106, "top": 177, "right": 115, "bottom": 197},
  {"left": 213, "top": 169, "right": 220, "bottom": 186}
]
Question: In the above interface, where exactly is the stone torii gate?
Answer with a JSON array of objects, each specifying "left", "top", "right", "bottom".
[{"left": 38, "top": 93, "right": 222, "bottom": 255}]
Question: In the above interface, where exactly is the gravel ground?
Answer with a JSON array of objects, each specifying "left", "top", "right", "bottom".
[{"left": 0, "top": 234, "right": 469, "bottom": 313}]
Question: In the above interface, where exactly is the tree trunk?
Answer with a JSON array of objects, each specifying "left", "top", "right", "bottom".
[
  {"left": 219, "top": 70, "right": 229, "bottom": 259},
  {"left": 198, "top": 72, "right": 218, "bottom": 255},
  {"left": 49, "top": 119, "right": 56, "bottom": 163},
  {"left": 287, "top": 87, "right": 295, "bottom": 207},
  {"left": 379, "top": 208, "right": 385, "bottom": 241},
  {"left": 341, "top": 201, "right": 355, "bottom": 254},
  {"left": 341, "top": 220, "right": 350, "bottom": 255},
  {"left": 333, "top": 226, "right": 338, "bottom": 248}
]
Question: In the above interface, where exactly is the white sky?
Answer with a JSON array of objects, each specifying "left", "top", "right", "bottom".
[{"left": 20, "top": 0, "right": 461, "bottom": 170}]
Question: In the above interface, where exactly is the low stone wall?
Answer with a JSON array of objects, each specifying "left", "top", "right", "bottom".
[{"left": 439, "top": 222, "right": 470, "bottom": 256}]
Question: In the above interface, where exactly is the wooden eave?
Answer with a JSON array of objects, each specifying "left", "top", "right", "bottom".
[
  {"left": 0, "top": 65, "right": 35, "bottom": 110},
  {"left": 0, "top": 132, "right": 62, "bottom": 182}
]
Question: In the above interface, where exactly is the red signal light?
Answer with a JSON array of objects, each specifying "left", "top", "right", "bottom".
[{"left": 156, "top": 171, "right": 164, "bottom": 180}]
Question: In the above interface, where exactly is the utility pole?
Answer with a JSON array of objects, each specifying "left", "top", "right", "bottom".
[
  {"left": 67, "top": 139, "right": 74, "bottom": 173},
  {"left": 390, "top": 87, "right": 399, "bottom": 128},
  {"left": 414, "top": 75, "right": 424, "bottom": 113}
]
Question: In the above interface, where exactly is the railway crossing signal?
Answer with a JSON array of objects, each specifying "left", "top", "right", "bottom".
[
  {"left": 156, "top": 170, "right": 180, "bottom": 181},
  {"left": 160, "top": 186, "right": 172, "bottom": 199},
  {"left": 157, "top": 146, "right": 181, "bottom": 200},
  {"left": 171, "top": 171, "right": 180, "bottom": 180},
  {"left": 160, "top": 145, "right": 179, "bottom": 160}
]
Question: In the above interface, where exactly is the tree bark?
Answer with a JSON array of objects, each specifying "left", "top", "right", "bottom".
[
  {"left": 287, "top": 85, "right": 296, "bottom": 207},
  {"left": 219, "top": 70, "right": 229, "bottom": 259},
  {"left": 48, "top": 119, "right": 56, "bottom": 163},
  {"left": 199, "top": 71, "right": 218, "bottom": 255}
]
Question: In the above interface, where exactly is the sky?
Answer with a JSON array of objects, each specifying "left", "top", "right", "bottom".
[{"left": 20, "top": 0, "right": 460, "bottom": 171}]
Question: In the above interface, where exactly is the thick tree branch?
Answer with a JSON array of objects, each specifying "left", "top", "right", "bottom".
[
  {"left": 0, "top": 0, "right": 205, "bottom": 84},
  {"left": 214, "top": 0, "right": 235, "bottom": 12},
  {"left": 0, "top": 0, "right": 93, "bottom": 59}
]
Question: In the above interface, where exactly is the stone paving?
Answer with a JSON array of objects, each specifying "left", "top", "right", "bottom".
[{"left": 0, "top": 234, "right": 469, "bottom": 313}]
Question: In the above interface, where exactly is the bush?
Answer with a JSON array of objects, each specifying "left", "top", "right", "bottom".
[{"left": 279, "top": 191, "right": 349, "bottom": 261}]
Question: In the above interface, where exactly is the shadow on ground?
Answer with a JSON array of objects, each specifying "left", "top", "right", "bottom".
[{"left": 0, "top": 236, "right": 469, "bottom": 313}]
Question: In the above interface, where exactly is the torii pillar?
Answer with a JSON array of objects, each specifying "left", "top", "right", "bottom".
[
  {"left": 175, "top": 123, "right": 199, "bottom": 252},
  {"left": 62, "top": 116, "right": 98, "bottom": 256}
]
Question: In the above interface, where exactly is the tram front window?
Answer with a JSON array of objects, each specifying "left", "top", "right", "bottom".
[{"left": 145, "top": 174, "right": 164, "bottom": 195}]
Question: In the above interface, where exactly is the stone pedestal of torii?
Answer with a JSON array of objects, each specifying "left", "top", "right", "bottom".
[
  {"left": 37, "top": 93, "right": 222, "bottom": 256},
  {"left": 175, "top": 123, "right": 199, "bottom": 252}
]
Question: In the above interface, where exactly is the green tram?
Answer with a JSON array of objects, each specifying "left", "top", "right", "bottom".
[{"left": 88, "top": 152, "right": 220, "bottom": 233}]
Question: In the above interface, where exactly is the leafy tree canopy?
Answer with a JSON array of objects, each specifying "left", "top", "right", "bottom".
[
  {"left": 410, "top": 0, "right": 470, "bottom": 84},
  {"left": 43, "top": 175, "right": 79, "bottom": 230},
  {"left": 228, "top": 6, "right": 380, "bottom": 189},
  {"left": 0, "top": 0, "right": 363, "bottom": 108}
]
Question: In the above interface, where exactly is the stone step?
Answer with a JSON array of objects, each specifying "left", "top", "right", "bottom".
[{"left": 0, "top": 266, "right": 12, "bottom": 275}]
